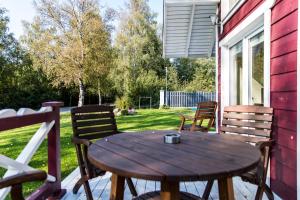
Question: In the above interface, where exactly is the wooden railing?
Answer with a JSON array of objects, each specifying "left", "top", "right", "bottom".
[{"left": 0, "top": 101, "right": 65, "bottom": 200}]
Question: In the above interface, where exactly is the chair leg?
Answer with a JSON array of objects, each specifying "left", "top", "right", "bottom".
[
  {"left": 179, "top": 118, "right": 185, "bottom": 131},
  {"left": 83, "top": 180, "right": 93, "bottom": 200},
  {"left": 202, "top": 180, "right": 214, "bottom": 200},
  {"left": 191, "top": 122, "right": 197, "bottom": 132},
  {"left": 73, "top": 178, "right": 84, "bottom": 194},
  {"left": 11, "top": 184, "right": 24, "bottom": 200},
  {"left": 73, "top": 176, "right": 93, "bottom": 200},
  {"left": 264, "top": 184, "right": 274, "bottom": 200},
  {"left": 255, "top": 185, "right": 264, "bottom": 200},
  {"left": 126, "top": 178, "right": 138, "bottom": 196},
  {"left": 73, "top": 176, "right": 89, "bottom": 194}
]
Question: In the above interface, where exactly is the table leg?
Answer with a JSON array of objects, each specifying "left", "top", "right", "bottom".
[
  {"left": 218, "top": 177, "right": 235, "bottom": 200},
  {"left": 110, "top": 174, "right": 125, "bottom": 200},
  {"left": 160, "top": 180, "right": 180, "bottom": 200}
]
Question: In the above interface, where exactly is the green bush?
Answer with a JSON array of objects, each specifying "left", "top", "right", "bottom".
[
  {"left": 159, "top": 104, "right": 170, "bottom": 109},
  {"left": 115, "top": 96, "right": 133, "bottom": 110},
  {"left": 120, "top": 109, "right": 128, "bottom": 115}
]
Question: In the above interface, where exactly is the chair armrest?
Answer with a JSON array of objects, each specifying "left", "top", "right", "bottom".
[
  {"left": 255, "top": 140, "right": 274, "bottom": 151},
  {"left": 0, "top": 170, "right": 47, "bottom": 189},
  {"left": 72, "top": 136, "right": 91, "bottom": 146}
]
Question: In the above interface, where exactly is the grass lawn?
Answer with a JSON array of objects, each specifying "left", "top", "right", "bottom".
[{"left": 0, "top": 108, "right": 197, "bottom": 198}]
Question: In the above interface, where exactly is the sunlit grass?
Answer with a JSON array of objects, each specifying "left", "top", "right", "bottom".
[{"left": 0, "top": 108, "right": 204, "bottom": 198}]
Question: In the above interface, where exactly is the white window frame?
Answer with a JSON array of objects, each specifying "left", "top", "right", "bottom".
[{"left": 228, "top": 26, "right": 265, "bottom": 105}]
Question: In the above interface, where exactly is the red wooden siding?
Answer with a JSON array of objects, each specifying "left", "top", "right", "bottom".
[
  {"left": 218, "top": 0, "right": 298, "bottom": 199},
  {"left": 220, "top": 0, "right": 264, "bottom": 39},
  {"left": 218, "top": 47, "right": 221, "bottom": 126},
  {"left": 270, "top": 0, "right": 298, "bottom": 198},
  {"left": 271, "top": 51, "right": 297, "bottom": 75}
]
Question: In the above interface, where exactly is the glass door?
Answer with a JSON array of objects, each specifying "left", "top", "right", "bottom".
[
  {"left": 249, "top": 31, "right": 264, "bottom": 105},
  {"left": 229, "top": 41, "right": 243, "bottom": 105},
  {"left": 228, "top": 29, "right": 265, "bottom": 106}
]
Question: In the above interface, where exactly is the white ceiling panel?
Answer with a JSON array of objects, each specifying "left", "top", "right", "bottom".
[{"left": 163, "top": 0, "right": 219, "bottom": 58}]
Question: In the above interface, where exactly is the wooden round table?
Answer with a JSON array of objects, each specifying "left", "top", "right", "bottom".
[{"left": 88, "top": 131, "right": 261, "bottom": 200}]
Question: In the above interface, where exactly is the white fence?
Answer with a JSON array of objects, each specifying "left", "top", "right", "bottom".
[{"left": 160, "top": 90, "right": 216, "bottom": 107}]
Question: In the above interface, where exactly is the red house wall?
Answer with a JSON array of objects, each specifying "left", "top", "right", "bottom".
[
  {"left": 220, "top": 0, "right": 264, "bottom": 39},
  {"left": 270, "top": 0, "right": 297, "bottom": 199},
  {"left": 218, "top": 0, "right": 298, "bottom": 199}
]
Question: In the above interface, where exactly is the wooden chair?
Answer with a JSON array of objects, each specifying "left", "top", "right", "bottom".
[
  {"left": 179, "top": 101, "right": 217, "bottom": 132},
  {"left": 0, "top": 170, "right": 47, "bottom": 200},
  {"left": 203, "top": 105, "right": 274, "bottom": 200},
  {"left": 71, "top": 105, "right": 138, "bottom": 200}
]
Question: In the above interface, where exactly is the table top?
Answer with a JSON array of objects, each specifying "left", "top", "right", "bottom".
[{"left": 88, "top": 131, "right": 261, "bottom": 182}]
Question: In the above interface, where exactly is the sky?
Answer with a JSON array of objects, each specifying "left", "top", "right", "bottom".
[{"left": 0, "top": 0, "right": 163, "bottom": 39}]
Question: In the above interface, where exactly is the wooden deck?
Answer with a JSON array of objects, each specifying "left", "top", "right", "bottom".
[{"left": 61, "top": 168, "right": 280, "bottom": 200}]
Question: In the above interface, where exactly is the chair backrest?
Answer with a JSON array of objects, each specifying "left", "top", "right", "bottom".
[
  {"left": 194, "top": 101, "right": 218, "bottom": 120},
  {"left": 221, "top": 105, "right": 273, "bottom": 143},
  {"left": 71, "top": 105, "right": 117, "bottom": 140}
]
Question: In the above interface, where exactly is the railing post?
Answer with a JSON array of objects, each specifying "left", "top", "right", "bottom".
[
  {"left": 42, "top": 101, "right": 65, "bottom": 198},
  {"left": 160, "top": 90, "right": 165, "bottom": 107}
]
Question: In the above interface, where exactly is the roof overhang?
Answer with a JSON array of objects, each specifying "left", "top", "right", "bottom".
[{"left": 163, "top": 0, "right": 219, "bottom": 58}]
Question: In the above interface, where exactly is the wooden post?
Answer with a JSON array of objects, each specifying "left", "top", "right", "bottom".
[
  {"left": 160, "top": 180, "right": 180, "bottom": 200},
  {"left": 218, "top": 177, "right": 235, "bottom": 200},
  {"left": 43, "top": 101, "right": 65, "bottom": 198},
  {"left": 110, "top": 174, "right": 125, "bottom": 200},
  {"left": 28, "top": 102, "right": 66, "bottom": 200}
]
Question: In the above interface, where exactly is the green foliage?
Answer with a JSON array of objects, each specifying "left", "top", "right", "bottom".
[
  {"left": 172, "top": 58, "right": 196, "bottom": 83},
  {"left": 0, "top": 8, "right": 59, "bottom": 109},
  {"left": 115, "top": 96, "right": 133, "bottom": 110},
  {"left": 184, "top": 58, "right": 215, "bottom": 92},
  {"left": 159, "top": 104, "right": 170, "bottom": 109},
  {"left": 167, "top": 66, "right": 181, "bottom": 91},
  {"left": 113, "top": 0, "right": 166, "bottom": 105},
  {"left": 130, "top": 69, "right": 163, "bottom": 106},
  {"left": 22, "top": 0, "right": 113, "bottom": 106},
  {"left": 120, "top": 109, "right": 129, "bottom": 116}
]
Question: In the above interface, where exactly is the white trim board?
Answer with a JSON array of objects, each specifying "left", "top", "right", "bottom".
[{"left": 221, "top": 0, "right": 246, "bottom": 23}]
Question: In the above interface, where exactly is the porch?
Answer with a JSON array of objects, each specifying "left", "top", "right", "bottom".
[{"left": 61, "top": 168, "right": 273, "bottom": 200}]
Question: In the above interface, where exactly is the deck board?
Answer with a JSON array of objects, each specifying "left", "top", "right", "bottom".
[{"left": 62, "top": 167, "right": 276, "bottom": 200}]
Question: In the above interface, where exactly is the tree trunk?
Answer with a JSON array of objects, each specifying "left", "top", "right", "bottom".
[
  {"left": 78, "top": 80, "right": 85, "bottom": 107},
  {"left": 98, "top": 80, "right": 102, "bottom": 105}
]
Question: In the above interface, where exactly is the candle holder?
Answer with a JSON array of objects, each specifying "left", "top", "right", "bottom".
[{"left": 164, "top": 133, "right": 181, "bottom": 144}]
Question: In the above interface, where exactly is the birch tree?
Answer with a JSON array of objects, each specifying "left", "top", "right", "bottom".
[
  {"left": 23, "top": 0, "right": 112, "bottom": 106},
  {"left": 113, "top": 0, "right": 165, "bottom": 102}
]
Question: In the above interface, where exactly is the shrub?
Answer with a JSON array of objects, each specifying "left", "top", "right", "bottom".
[
  {"left": 115, "top": 96, "right": 133, "bottom": 110},
  {"left": 120, "top": 109, "right": 128, "bottom": 116},
  {"left": 159, "top": 104, "right": 170, "bottom": 109}
]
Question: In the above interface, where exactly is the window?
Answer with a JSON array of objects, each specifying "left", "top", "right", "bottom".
[
  {"left": 230, "top": 42, "right": 243, "bottom": 105},
  {"left": 228, "top": 29, "right": 265, "bottom": 106},
  {"left": 249, "top": 31, "right": 264, "bottom": 105}
]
